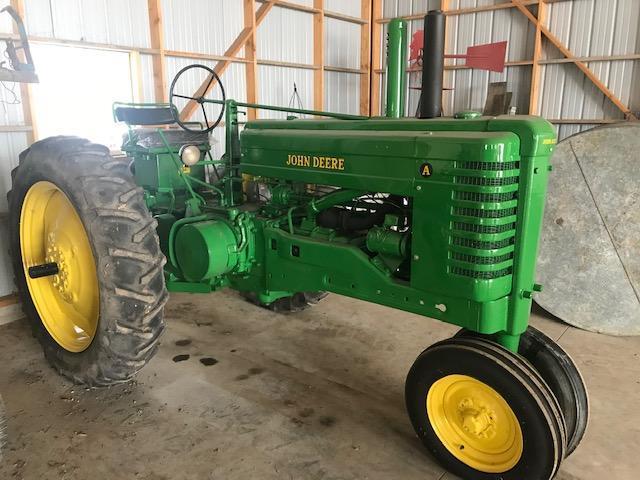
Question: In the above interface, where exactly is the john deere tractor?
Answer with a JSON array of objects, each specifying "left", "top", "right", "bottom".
[{"left": 8, "top": 12, "right": 587, "bottom": 480}]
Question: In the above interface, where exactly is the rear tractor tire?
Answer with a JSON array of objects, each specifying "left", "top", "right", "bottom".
[
  {"left": 241, "top": 291, "right": 328, "bottom": 313},
  {"left": 8, "top": 136, "right": 168, "bottom": 386},
  {"left": 405, "top": 336, "right": 567, "bottom": 480}
]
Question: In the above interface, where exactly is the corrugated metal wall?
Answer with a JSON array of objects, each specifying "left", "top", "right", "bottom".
[
  {"left": 0, "top": 0, "right": 28, "bottom": 296},
  {"left": 0, "top": 0, "right": 365, "bottom": 296},
  {"left": 381, "top": 0, "right": 639, "bottom": 139}
]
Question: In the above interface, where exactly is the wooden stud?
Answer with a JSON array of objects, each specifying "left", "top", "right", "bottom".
[
  {"left": 244, "top": 0, "right": 259, "bottom": 120},
  {"left": 181, "top": 0, "right": 276, "bottom": 121},
  {"left": 313, "top": 0, "right": 324, "bottom": 112},
  {"left": 147, "top": 0, "right": 167, "bottom": 103},
  {"left": 255, "top": 0, "right": 318, "bottom": 15},
  {"left": 378, "top": 0, "right": 549, "bottom": 23},
  {"left": 359, "top": 0, "right": 372, "bottom": 115},
  {"left": 370, "top": 0, "right": 383, "bottom": 116},
  {"left": 512, "top": 0, "right": 637, "bottom": 120},
  {"left": 528, "top": 0, "right": 546, "bottom": 115},
  {"left": 0, "top": 294, "right": 20, "bottom": 309},
  {"left": 9, "top": 0, "right": 36, "bottom": 143}
]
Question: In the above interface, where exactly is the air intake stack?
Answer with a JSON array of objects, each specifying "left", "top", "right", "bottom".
[{"left": 419, "top": 10, "right": 445, "bottom": 118}]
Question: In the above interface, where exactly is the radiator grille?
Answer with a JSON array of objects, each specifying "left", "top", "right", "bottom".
[
  {"left": 449, "top": 156, "right": 519, "bottom": 280},
  {"left": 452, "top": 237, "right": 514, "bottom": 250},
  {"left": 454, "top": 191, "right": 517, "bottom": 202},
  {"left": 459, "top": 161, "right": 520, "bottom": 171}
]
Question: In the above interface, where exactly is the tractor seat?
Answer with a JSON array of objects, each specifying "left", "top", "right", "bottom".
[
  {"left": 127, "top": 128, "right": 209, "bottom": 149},
  {"left": 114, "top": 103, "right": 209, "bottom": 149}
]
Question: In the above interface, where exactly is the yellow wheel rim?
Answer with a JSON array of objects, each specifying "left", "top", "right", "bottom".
[
  {"left": 20, "top": 181, "right": 99, "bottom": 352},
  {"left": 427, "top": 374, "right": 523, "bottom": 473}
]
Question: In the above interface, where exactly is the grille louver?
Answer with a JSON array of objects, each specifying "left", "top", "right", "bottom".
[{"left": 449, "top": 159, "right": 519, "bottom": 280}]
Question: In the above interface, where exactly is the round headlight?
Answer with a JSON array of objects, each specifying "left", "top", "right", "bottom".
[{"left": 179, "top": 145, "right": 201, "bottom": 166}]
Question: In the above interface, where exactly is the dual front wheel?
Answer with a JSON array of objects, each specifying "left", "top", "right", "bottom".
[{"left": 406, "top": 328, "right": 588, "bottom": 479}]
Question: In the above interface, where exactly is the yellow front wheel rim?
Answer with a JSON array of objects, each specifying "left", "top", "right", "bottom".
[
  {"left": 427, "top": 374, "right": 523, "bottom": 473},
  {"left": 20, "top": 181, "right": 99, "bottom": 352}
]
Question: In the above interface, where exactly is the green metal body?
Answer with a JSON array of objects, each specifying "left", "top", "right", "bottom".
[
  {"left": 116, "top": 20, "right": 555, "bottom": 351},
  {"left": 120, "top": 100, "right": 555, "bottom": 352}
]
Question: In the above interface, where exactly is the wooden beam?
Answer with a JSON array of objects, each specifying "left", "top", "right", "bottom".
[
  {"left": 541, "top": 53, "right": 640, "bottom": 65},
  {"left": 313, "top": 0, "right": 324, "bottom": 112},
  {"left": 378, "top": 0, "right": 572, "bottom": 23},
  {"left": 0, "top": 125, "right": 33, "bottom": 132},
  {"left": 181, "top": 0, "right": 276, "bottom": 120},
  {"left": 325, "top": 10, "right": 368, "bottom": 25},
  {"left": 370, "top": 0, "right": 383, "bottom": 116},
  {"left": 147, "top": 0, "right": 167, "bottom": 103},
  {"left": 10, "top": 0, "right": 36, "bottom": 143},
  {"left": 512, "top": 0, "right": 637, "bottom": 120},
  {"left": 359, "top": 0, "right": 372, "bottom": 115},
  {"left": 529, "top": 0, "right": 546, "bottom": 114},
  {"left": 0, "top": 294, "right": 20, "bottom": 309},
  {"left": 244, "top": 0, "right": 259, "bottom": 120},
  {"left": 256, "top": 0, "right": 318, "bottom": 14}
]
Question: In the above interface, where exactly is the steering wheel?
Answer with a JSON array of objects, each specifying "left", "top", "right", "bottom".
[{"left": 169, "top": 64, "right": 226, "bottom": 134}]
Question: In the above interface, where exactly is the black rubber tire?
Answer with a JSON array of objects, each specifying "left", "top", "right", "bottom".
[
  {"left": 455, "top": 326, "right": 589, "bottom": 456},
  {"left": 406, "top": 337, "right": 566, "bottom": 480},
  {"left": 241, "top": 291, "right": 328, "bottom": 313},
  {"left": 8, "top": 136, "right": 168, "bottom": 386},
  {"left": 0, "top": 394, "right": 6, "bottom": 461}
]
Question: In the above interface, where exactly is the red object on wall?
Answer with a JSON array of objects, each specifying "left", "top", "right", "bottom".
[{"left": 410, "top": 30, "right": 507, "bottom": 73}]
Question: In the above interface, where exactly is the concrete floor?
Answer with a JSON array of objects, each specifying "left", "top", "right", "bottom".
[{"left": 0, "top": 291, "right": 638, "bottom": 480}]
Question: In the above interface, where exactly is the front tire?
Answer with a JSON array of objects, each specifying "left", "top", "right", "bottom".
[
  {"left": 455, "top": 326, "right": 589, "bottom": 455},
  {"left": 405, "top": 337, "right": 566, "bottom": 480},
  {"left": 8, "top": 136, "right": 168, "bottom": 386}
]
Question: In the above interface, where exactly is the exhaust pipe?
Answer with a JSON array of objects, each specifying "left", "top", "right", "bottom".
[{"left": 419, "top": 10, "right": 445, "bottom": 118}]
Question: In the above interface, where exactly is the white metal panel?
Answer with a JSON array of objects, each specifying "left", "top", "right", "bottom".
[
  {"left": 24, "top": 0, "right": 150, "bottom": 47},
  {"left": 24, "top": 0, "right": 54, "bottom": 37},
  {"left": 325, "top": 17, "right": 360, "bottom": 69},
  {"left": 140, "top": 53, "right": 155, "bottom": 103},
  {"left": 163, "top": 0, "right": 244, "bottom": 56},
  {"left": 258, "top": 64, "right": 313, "bottom": 118},
  {"left": 257, "top": 5, "right": 313, "bottom": 63},
  {"left": 0, "top": 0, "right": 13, "bottom": 33},
  {"left": 0, "top": 81, "right": 25, "bottom": 126},
  {"left": 325, "top": 0, "right": 360, "bottom": 17},
  {"left": 324, "top": 71, "right": 359, "bottom": 114},
  {"left": 0, "top": 131, "right": 28, "bottom": 296}
]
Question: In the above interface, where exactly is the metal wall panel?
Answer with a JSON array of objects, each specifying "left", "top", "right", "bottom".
[
  {"left": 325, "top": 0, "right": 360, "bottom": 17},
  {"left": 0, "top": 0, "right": 13, "bottom": 33},
  {"left": 139, "top": 54, "right": 155, "bottom": 103},
  {"left": 259, "top": 64, "right": 314, "bottom": 117},
  {"left": 0, "top": 132, "right": 28, "bottom": 296},
  {"left": 325, "top": 71, "right": 359, "bottom": 114},
  {"left": 325, "top": 17, "right": 360, "bottom": 68},
  {"left": 163, "top": 0, "right": 243, "bottom": 56},
  {"left": 24, "top": 0, "right": 151, "bottom": 47},
  {"left": 258, "top": 5, "right": 313, "bottom": 63},
  {"left": 539, "top": 0, "right": 640, "bottom": 123},
  {"left": 382, "top": 0, "right": 638, "bottom": 138}
]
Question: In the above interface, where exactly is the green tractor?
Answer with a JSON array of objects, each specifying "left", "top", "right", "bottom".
[{"left": 8, "top": 12, "right": 587, "bottom": 480}]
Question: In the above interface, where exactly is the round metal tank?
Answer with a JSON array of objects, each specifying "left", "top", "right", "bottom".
[
  {"left": 175, "top": 220, "right": 239, "bottom": 282},
  {"left": 536, "top": 123, "right": 640, "bottom": 335}
]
